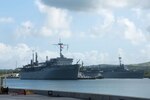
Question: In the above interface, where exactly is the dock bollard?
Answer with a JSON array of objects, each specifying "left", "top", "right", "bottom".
[
  {"left": 89, "top": 97, "right": 91, "bottom": 100},
  {"left": 1, "top": 87, "right": 9, "bottom": 94},
  {"left": 23, "top": 90, "right": 26, "bottom": 95}
]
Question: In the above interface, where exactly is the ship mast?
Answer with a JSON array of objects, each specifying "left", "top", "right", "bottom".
[
  {"left": 118, "top": 56, "right": 124, "bottom": 68},
  {"left": 54, "top": 39, "right": 68, "bottom": 58},
  {"left": 119, "top": 56, "right": 122, "bottom": 67},
  {"left": 32, "top": 50, "right": 34, "bottom": 63}
]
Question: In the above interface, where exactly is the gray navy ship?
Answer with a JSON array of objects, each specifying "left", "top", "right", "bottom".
[
  {"left": 20, "top": 41, "right": 80, "bottom": 80},
  {"left": 100, "top": 57, "right": 144, "bottom": 78}
]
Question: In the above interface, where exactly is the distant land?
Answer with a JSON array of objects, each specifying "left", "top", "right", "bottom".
[
  {"left": 85, "top": 61, "right": 150, "bottom": 78},
  {"left": 126, "top": 62, "right": 150, "bottom": 70},
  {"left": 85, "top": 61, "right": 150, "bottom": 69},
  {"left": 128, "top": 61, "right": 150, "bottom": 78}
]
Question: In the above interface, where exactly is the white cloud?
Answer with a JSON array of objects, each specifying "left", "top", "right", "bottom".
[
  {"left": 132, "top": 8, "right": 142, "bottom": 19},
  {"left": 14, "top": 1, "right": 72, "bottom": 38},
  {"left": 39, "top": 26, "right": 53, "bottom": 37},
  {"left": 0, "top": 42, "right": 112, "bottom": 68},
  {"left": 128, "top": 0, "right": 150, "bottom": 9},
  {"left": 118, "top": 18, "right": 147, "bottom": 45},
  {"left": 89, "top": 9, "right": 115, "bottom": 38},
  {"left": 0, "top": 43, "right": 31, "bottom": 69},
  {"left": 117, "top": 48, "right": 146, "bottom": 64},
  {"left": 118, "top": 48, "right": 124, "bottom": 57},
  {"left": 41, "top": 0, "right": 127, "bottom": 11},
  {"left": 99, "top": 10, "right": 115, "bottom": 29},
  {"left": 15, "top": 21, "right": 36, "bottom": 38},
  {"left": 65, "top": 50, "right": 110, "bottom": 65},
  {"left": 140, "top": 45, "right": 150, "bottom": 61},
  {"left": 39, "top": 0, "right": 150, "bottom": 40},
  {"left": 106, "top": 0, "right": 127, "bottom": 8},
  {"left": 147, "top": 26, "right": 150, "bottom": 33},
  {"left": 22, "top": 21, "right": 34, "bottom": 29},
  {"left": 0, "top": 17, "right": 14, "bottom": 23},
  {"left": 35, "top": 0, "right": 150, "bottom": 40},
  {"left": 41, "top": 0, "right": 150, "bottom": 11},
  {"left": 41, "top": 0, "right": 101, "bottom": 11},
  {"left": 35, "top": 0, "right": 72, "bottom": 38},
  {"left": 0, "top": 43, "right": 56, "bottom": 69}
]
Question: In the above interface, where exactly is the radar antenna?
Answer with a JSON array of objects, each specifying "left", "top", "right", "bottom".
[{"left": 53, "top": 39, "right": 68, "bottom": 58}]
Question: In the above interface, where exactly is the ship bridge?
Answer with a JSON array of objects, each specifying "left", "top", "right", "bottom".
[{"left": 49, "top": 57, "right": 73, "bottom": 65}]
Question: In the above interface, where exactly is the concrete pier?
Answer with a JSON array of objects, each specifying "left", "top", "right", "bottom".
[
  {"left": 9, "top": 88, "right": 150, "bottom": 100},
  {"left": 0, "top": 94, "right": 82, "bottom": 100}
]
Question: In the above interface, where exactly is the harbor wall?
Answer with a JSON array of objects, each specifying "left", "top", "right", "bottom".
[{"left": 9, "top": 88, "right": 150, "bottom": 100}]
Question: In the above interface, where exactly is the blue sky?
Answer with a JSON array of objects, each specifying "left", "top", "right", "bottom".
[{"left": 0, "top": 0, "right": 150, "bottom": 69}]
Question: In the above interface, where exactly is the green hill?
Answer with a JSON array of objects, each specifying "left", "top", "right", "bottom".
[
  {"left": 127, "top": 62, "right": 150, "bottom": 78},
  {"left": 130, "top": 61, "right": 150, "bottom": 67},
  {"left": 127, "top": 61, "right": 150, "bottom": 70}
]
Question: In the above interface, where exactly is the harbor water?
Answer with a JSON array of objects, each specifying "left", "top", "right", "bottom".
[{"left": 6, "top": 78, "right": 150, "bottom": 99}]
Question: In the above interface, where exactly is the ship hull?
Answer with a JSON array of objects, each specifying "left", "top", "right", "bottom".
[
  {"left": 101, "top": 71, "right": 144, "bottom": 78},
  {"left": 20, "top": 64, "right": 80, "bottom": 80}
]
